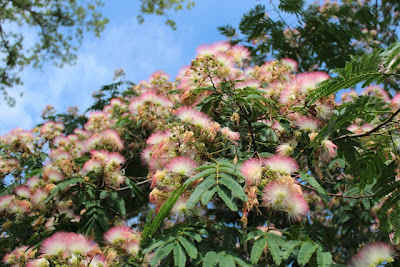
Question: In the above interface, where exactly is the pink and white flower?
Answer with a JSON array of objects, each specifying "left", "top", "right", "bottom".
[
  {"left": 350, "top": 242, "right": 395, "bottom": 267},
  {"left": 295, "top": 117, "right": 320, "bottom": 132},
  {"left": 240, "top": 158, "right": 264, "bottom": 185},
  {"left": 40, "top": 232, "right": 70, "bottom": 255},
  {"left": 220, "top": 127, "right": 240, "bottom": 143},
  {"left": 166, "top": 156, "right": 197, "bottom": 176},
  {"left": 265, "top": 155, "right": 299, "bottom": 175},
  {"left": 175, "top": 107, "right": 211, "bottom": 128},
  {"left": 15, "top": 186, "right": 31, "bottom": 199},
  {"left": 104, "top": 226, "right": 135, "bottom": 245},
  {"left": 321, "top": 139, "right": 338, "bottom": 160},
  {"left": 263, "top": 179, "right": 309, "bottom": 220}
]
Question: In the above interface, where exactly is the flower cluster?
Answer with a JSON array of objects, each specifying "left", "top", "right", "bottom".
[
  {"left": 240, "top": 155, "right": 308, "bottom": 219},
  {"left": 1, "top": 40, "right": 399, "bottom": 265},
  {"left": 2, "top": 228, "right": 142, "bottom": 266}
]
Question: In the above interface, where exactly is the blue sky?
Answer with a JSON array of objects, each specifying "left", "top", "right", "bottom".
[
  {"left": 1, "top": 0, "right": 257, "bottom": 204},
  {"left": 0, "top": 0, "right": 301, "bottom": 134}
]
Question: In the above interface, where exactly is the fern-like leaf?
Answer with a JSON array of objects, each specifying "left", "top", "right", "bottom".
[
  {"left": 306, "top": 43, "right": 400, "bottom": 104},
  {"left": 297, "top": 242, "right": 318, "bottom": 266}
]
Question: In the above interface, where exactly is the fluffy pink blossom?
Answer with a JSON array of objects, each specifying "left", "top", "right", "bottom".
[
  {"left": 171, "top": 196, "right": 189, "bottom": 216},
  {"left": 240, "top": 158, "right": 264, "bottom": 185},
  {"left": 140, "top": 147, "right": 152, "bottom": 165},
  {"left": 146, "top": 131, "right": 172, "bottom": 145},
  {"left": 40, "top": 232, "right": 69, "bottom": 255},
  {"left": 265, "top": 155, "right": 299, "bottom": 175},
  {"left": 262, "top": 179, "right": 309, "bottom": 220},
  {"left": 8, "top": 200, "right": 31, "bottom": 214},
  {"left": 110, "top": 98, "right": 125, "bottom": 107},
  {"left": 87, "top": 255, "right": 108, "bottom": 266},
  {"left": 229, "top": 45, "right": 251, "bottom": 66},
  {"left": 321, "top": 140, "right": 337, "bottom": 160},
  {"left": 74, "top": 128, "right": 91, "bottom": 139},
  {"left": 347, "top": 124, "right": 360, "bottom": 133},
  {"left": 102, "top": 129, "right": 124, "bottom": 150},
  {"left": 82, "top": 159, "right": 103, "bottom": 174},
  {"left": 104, "top": 226, "right": 135, "bottom": 245},
  {"left": 235, "top": 79, "right": 261, "bottom": 89},
  {"left": 14, "top": 186, "right": 31, "bottom": 198},
  {"left": 2, "top": 245, "right": 36, "bottom": 265},
  {"left": 105, "top": 152, "right": 125, "bottom": 168},
  {"left": 294, "top": 72, "right": 329, "bottom": 94},
  {"left": 363, "top": 85, "right": 390, "bottom": 101},
  {"left": 281, "top": 58, "right": 298, "bottom": 72},
  {"left": 26, "top": 176, "right": 40, "bottom": 188},
  {"left": 124, "top": 241, "right": 140, "bottom": 256},
  {"left": 276, "top": 143, "right": 294, "bottom": 156},
  {"left": 175, "top": 107, "right": 212, "bottom": 128},
  {"left": 295, "top": 117, "right": 320, "bottom": 132},
  {"left": 285, "top": 194, "right": 310, "bottom": 220},
  {"left": 0, "top": 195, "right": 15, "bottom": 212},
  {"left": 350, "top": 242, "right": 395, "bottom": 267},
  {"left": 361, "top": 123, "right": 374, "bottom": 133},
  {"left": 31, "top": 189, "right": 49, "bottom": 205},
  {"left": 220, "top": 127, "right": 240, "bottom": 143},
  {"left": 46, "top": 170, "right": 64, "bottom": 182},
  {"left": 84, "top": 111, "right": 113, "bottom": 132},
  {"left": 212, "top": 41, "right": 231, "bottom": 53},
  {"left": 49, "top": 150, "right": 71, "bottom": 161},
  {"left": 263, "top": 180, "right": 291, "bottom": 209},
  {"left": 40, "top": 232, "right": 95, "bottom": 256},
  {"left": 108, "top": 172, "right": 126, "bottom": 187},
  {"left": 67, "top": 233, "right": 96, "bottom": 254},
  {"left": 53, "top": 135, "right": 69, "bottom": 147},
  {"left": 149, "top": 70, "right": 170, "bottom": 84},
  {"left": 166, "top": 156, "right": 197, "bottom": 176}
]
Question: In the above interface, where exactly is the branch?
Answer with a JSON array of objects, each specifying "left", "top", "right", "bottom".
[
  {"left": 300, "top": 184, "right": 374, "bottom": 199},
  {"left": 331, "top": 107, "right": 400, "bottom": 142}
]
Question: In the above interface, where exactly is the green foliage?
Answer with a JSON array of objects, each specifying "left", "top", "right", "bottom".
[
  {"left": 0, "top": 0, "right": 109, "bottom": 106},
  {"left": 299, "top": 172, "right": 330, "bottom": 204},
  {"left": 140, "top": 185, "right": 188, "bottom": 248},
  {"left": 87, "top": 80, "right": 135, "bottom": 112},
  {"left": 202, "top": 251, "right": 250, "bottom": 267},
  {"left": 247, "top": 231, "right": 332, "bottom": 266},
  {"left": 373, "top": 161, "right": 400, "bottom": 244},
  {"left": 313, "top": 95, "right": 389, "bottom": 143},
  {"left": 306, "top": 44, "right": 400, "bottom": 104},
  {"left": 220, "top": 0, "right": 400, "bottom": 81},
  {"left": 278, "top": 0, "right": 305, "bottom": 14},
  {"left": 142, "top": 222, "right": 205, "bottom": 266},
  {"left": 4, "top": 9, "right": 400, "bottom": 263},
  {"left": 138, "top": 0, "right": 195, "bottom": 30},
  {"left": 186, "top": 159, "right": 247, "bottom": 212}
]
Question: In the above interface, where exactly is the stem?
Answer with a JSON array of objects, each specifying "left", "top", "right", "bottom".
[
  {"left": 331, "top": 107, "right": 400, "bottom": 142},
  {"left": 300, "top": 183, "right": 374, "bottom": 199}
]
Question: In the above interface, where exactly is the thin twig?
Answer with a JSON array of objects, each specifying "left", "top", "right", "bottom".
[
  {"left": 331, "top": 108, "right": 400, "bottom": 142},
  {"left": 136, "top": 179, "right": 152, "bottom": 186},
  {"left": 300, "top": 184, "right": 374, "bottom": 199}
]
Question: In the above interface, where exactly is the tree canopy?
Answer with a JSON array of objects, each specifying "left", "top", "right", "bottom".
[
  {"left": 0, "top": 0, "right": 109, "bottom": 106},
  {"left": 220, "top": 0, "right": 400, "bottom": 71},
  {"left": 2, "top": 0, "right": 400, "bottom": 106},
  {"left": 2, "top": 0, "right": 400, "bottom": 266},
  {"left": 1, "top": 38, "right": 400, "bottom": 265}
]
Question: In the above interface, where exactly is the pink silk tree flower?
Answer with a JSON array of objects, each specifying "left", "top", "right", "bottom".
[
  {"left": 166, "top": 156, "right": 197, "bottom": 176},
  {"left": 265, "top": 155, "right": 299, "bottom": 175},
  {"left": 350, "top": 242, "right": 395, "bottom": 267},
  {"left": 240, "top": 158, "right": 264, "bottom": 185}
]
